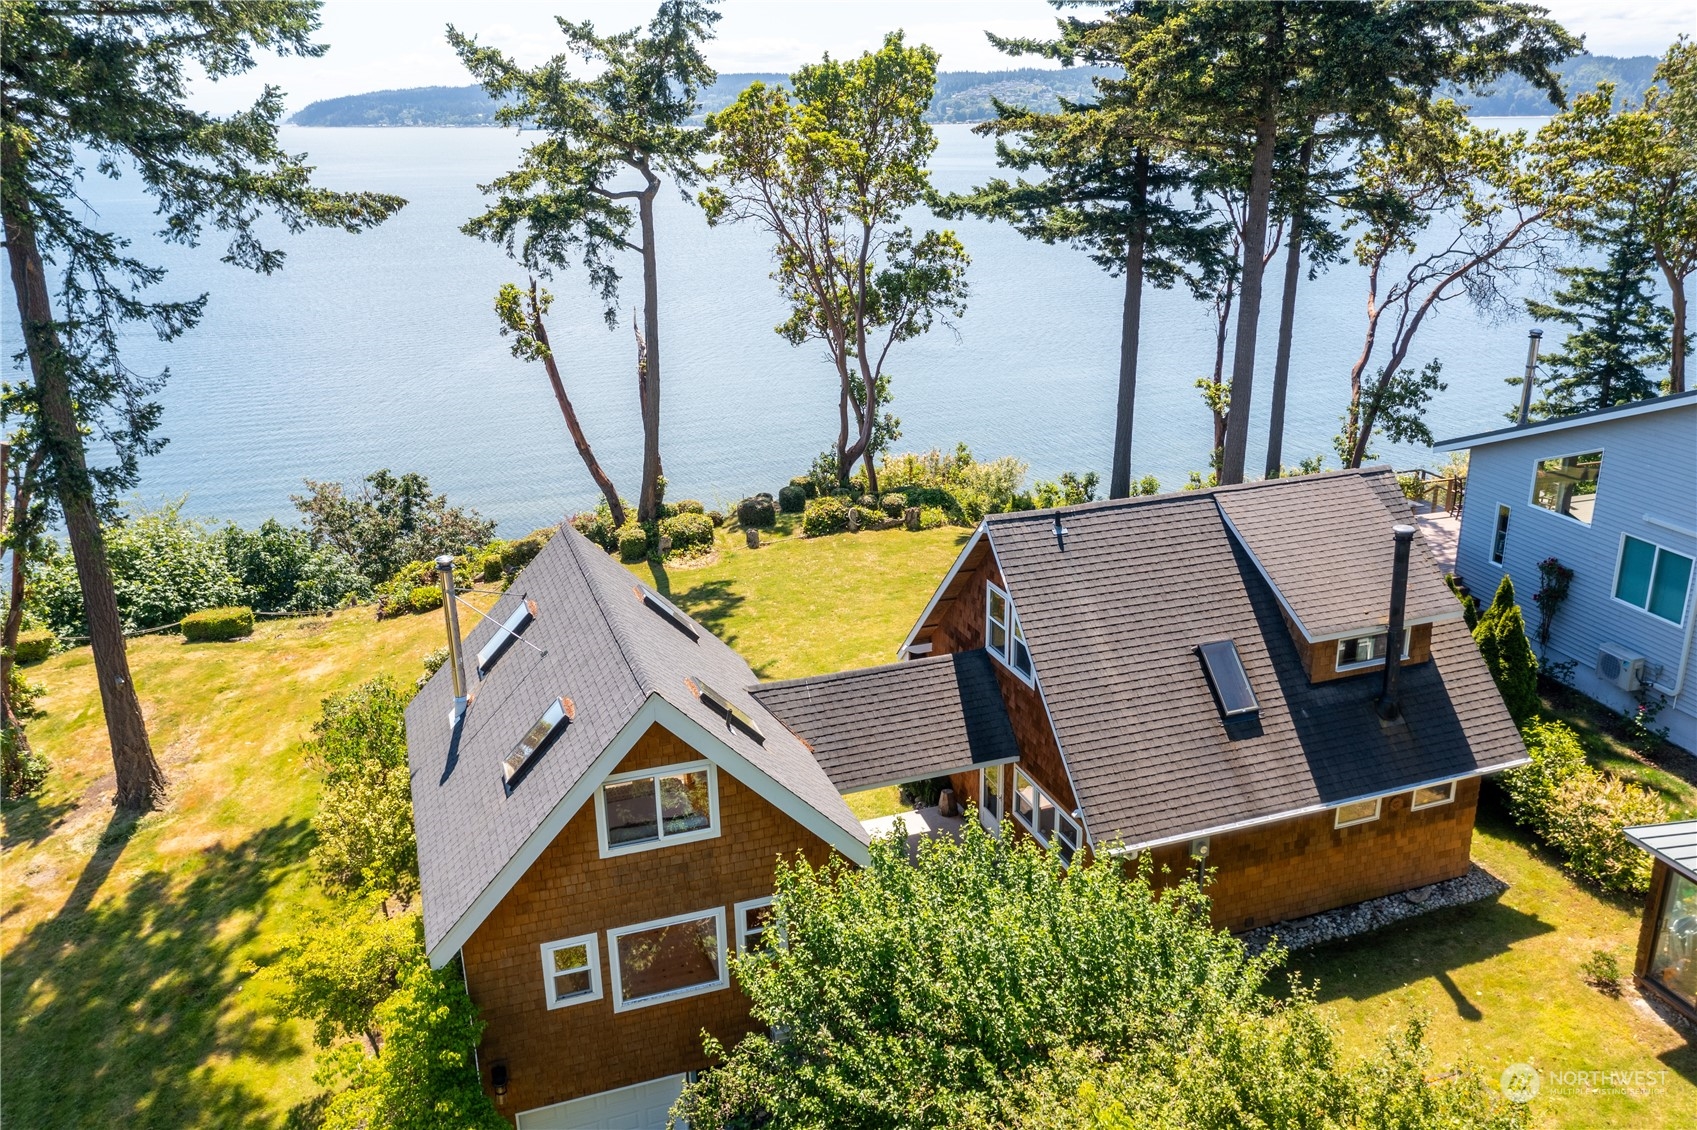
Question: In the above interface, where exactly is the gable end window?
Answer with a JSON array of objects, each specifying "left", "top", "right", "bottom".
[
  {"left": 986, "top": 582, "right": 1034, "bottom": 683},
  {"left": 1530, "top": 450, "right": 1602, "bottom": 524},
  {"left": 595, "top": 760, "right": 719, "bottom": 858},
  {"left": 608, "top": 908, "right": 729, "bottom": 1012},
  {"left": 540, "top": 934, "right": 602, "bottom": 1009},
  {"left": 735, "top": 896, "right": 776, "bottom": 953},
  {"left": 1334, "top": 797, "right": 1382, "bottom": 828},
  {"left": 1614, "top": 536, "right": 1694, "bottom": 626},
  {"left": 1012, "top": 768, "right": 1082, "bottom": 864}
]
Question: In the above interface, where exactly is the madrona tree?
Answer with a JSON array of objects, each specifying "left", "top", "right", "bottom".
[
  {"left": 0, "top": 0, "right": 403, "bottom": 809},
  {"left": 453, "top": 0, "right": 720, "bottom": 524},
  {"left": 700, "top": 32, "right": 969, "bottom": 494}
]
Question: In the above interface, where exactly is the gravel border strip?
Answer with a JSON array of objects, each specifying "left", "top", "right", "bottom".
[{"left": 1242, "top": 863, "right": 1508, "bottom": 955}]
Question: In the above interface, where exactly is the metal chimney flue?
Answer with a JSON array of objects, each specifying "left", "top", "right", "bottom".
[
  {"left": 1376, "top": 525, "right": 1417, "bottom": 721},
  {"left": 437, "top": 554, "right": 468, "bottom": 725},
  {"left": 1516, "top": 328, "right": 1543, "bottom": 426}
]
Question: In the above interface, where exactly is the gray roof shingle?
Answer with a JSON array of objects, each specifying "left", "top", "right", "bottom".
[
  {"left": 976, "top": 467, "right": 1526, "bottom": 849},
  {"left": 408, "top": 528, "right": 866, "bottom": 957},
  {"left": 1216, "top": 471, "right": 1461, "bottom": 639},
  {"left": 751, "top": 650, "right": 1021, "bottom": 793}
]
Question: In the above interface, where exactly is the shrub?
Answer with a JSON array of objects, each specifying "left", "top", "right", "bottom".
[
  {"left": 501, "top": 528, "right": 554, "bottom": 571},
  {"left": 707, "top": 510, "right": 725, "bottom": 527},
  {"left": 293, "top": 469, "right": 496, "bottom": 586},
  {"left": 181, "top": 605, "right": 255, "bottom": 642},
  {"left": 737, "top": 494, "right": 777, "bottom": 529},
  {"left": 916, "top": 506, "right": 948, "bottom": 530},
  {"left": 223, "top": 518, "right": 369, "bottom": 613},
  {"left": 778, "top": 483, "right": 807, "bottom": 514},
  {"left": 617, "top": 524, "right": 649, "bottom": 563},
  {"left": 1473, "top": 575, "right": 1539, "bottom": 724},
  {"left": 307, "top": 678, "right": 417, "bottom": 899},
  {"left": 853, "top": 505, "right": 884, "bottom": 530},
  {"left": 1581, "top": 949, "right": 1621, "bottom": 993},
  {"left": 479, "top": 552, "right": 504, "bottom": 583},
  {"left": 264, "top": 896, "right": 422, "bottom": 1049},
  {"left": 569, "top": 510, "right": 616, "bottom": 553},
  {"left": 2, "top": 723, "right": 49, "bottom": 800},
  {"left": 672, "top": 499, "right": 705, "bottom": 515},
  {"left": 1032, "top": 470, "right": 1100, "bottom": 509},
  {"left": 12, "top": 628, "right": 54, "bottom": 665},
  {"left": 801, "top": 496, "right": 850, "bottom": 537},
  {"left": 789, "top": 475, "right": 818, "bottom": 500},
  {"left": 878, "top": 493, "right": 906, "bottom": 518},
  {"left": 659, "top": 512, "right": 714, "bottom": 552},
  {"left": 1500, "top": 720, "right": 1588, "bottom": 827},
  {"left": 418, "top": 646, "right": 450, "bottom": 687},
  {"left": 408, "top": 585, "right": 443, "bottom": 614}
]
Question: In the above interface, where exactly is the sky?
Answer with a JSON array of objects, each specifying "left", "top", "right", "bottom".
[{"left": 189, "top": 0, "right": 1696, "bottom": 116}]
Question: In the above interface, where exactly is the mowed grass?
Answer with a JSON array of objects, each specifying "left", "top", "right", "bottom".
[{"left": 1, "top": 604, "right": 488, "bottom": 1130}]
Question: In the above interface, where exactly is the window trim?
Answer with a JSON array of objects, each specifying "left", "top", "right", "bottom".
[
  {"left": 607, "top": 907, "right": 730, "bottom": 1013},
  {"left": 979, "top": 765, "right": 1004, "bottom": 834},
  {"left": 1334, "top": 797, "right": 1382, "bottom": 829},
  {"left": 734, "top": 896, "right": 775, "bottom": 954},
  {"left": 1491, "top": 505, "right": 1510, "bottom": 566},
  {"left": 1334, "top": 628, "right": 1412, "bottom": 673},
  {"left": 1012, "top": 767, "right": 1082, "bottom": 862},
  {"left": 985, "top": 581, "right": 1035, "bottom": 686},
  {"left": 595, "top": 759, "right": 721, "bottom": 859},
  {"left": 1528, "top": 445, "right": 1604, "bottom": 526},
  {"left": 1410, "top": 780, "right": 1456, "bottom": 811},
  {"left": 539, "top": 933, "right": 602, "bottom": 1010},
  {"left": 1610, "top": 532, "right": 1695, "bottom": 628}
]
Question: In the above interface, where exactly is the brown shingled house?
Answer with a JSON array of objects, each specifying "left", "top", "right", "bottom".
[{"left": 407, "top": 465, "right": 1525, "bottom": 1127}]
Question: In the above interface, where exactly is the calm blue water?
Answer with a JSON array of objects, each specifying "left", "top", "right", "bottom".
[{"left": 4, "top": 123, "right": 1568, "bottom": 536}]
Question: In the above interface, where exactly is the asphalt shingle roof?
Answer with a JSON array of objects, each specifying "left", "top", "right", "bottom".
[
  {"left": 1216, "top": 472, "right": 1461, "bottom": 638},
  {"left": 975, "top": 468, "right": 1526, "bottom": 849},
  {"left": 751, "top": 649, "right": 1021, "bottom": 793},
  {"left": 408, "top": 528, "right": 865, "bottom": 957}
]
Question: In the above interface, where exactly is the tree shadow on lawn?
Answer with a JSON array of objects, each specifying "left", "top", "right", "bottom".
[
  {"left": 2, "top": 789, "right": 80, "bottom": 851},
  {"left": 641, "top": 568, "right": 747, "bottom": 640},
  {"left": 1, "top": 812, "right": 315, "bottom": 1129},
  {"left": 1276, "top": 896, "right": 1555, "bottom": 1021}
]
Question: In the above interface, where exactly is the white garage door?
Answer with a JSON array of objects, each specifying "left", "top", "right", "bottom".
[{"left": 516, "top": 1074, "right": 687, "bottom": 1130}]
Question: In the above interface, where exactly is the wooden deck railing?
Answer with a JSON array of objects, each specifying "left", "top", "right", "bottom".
[{"left": 1399, "top": 468, "right": 1466, "bottom": 516}]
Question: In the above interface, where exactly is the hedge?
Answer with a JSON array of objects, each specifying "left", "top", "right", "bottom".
[
  {"left": 671, "top": 499, "right": 705, "bottom": 516},
  {"left": 570, "top": 511, "right": 616, "bottom": 553},
  {"left": 408, "top": 585, "right": 444, "bottom": 614},
  {"left": 802, "top": 496, "right": 850, "bottom": 537},
  {"left": 789, "top": 475, "right": 818, "bottom": 501},
  {"left": 480, "top": 552, "right": 504, "bottom": 583},
  {"left": 660, "top": 512, "right": 714, "bottom": 552},
  {"left": 879, "top": 493, "right": 906, "bottom": 518},
  {"left": 778, "top": 484, "right": 807, "bottom": 514},
  {"left": 737, "top": 494, "right": 777, "bottom": 530},
  {"left": 12, "top": 628, "right": 55, "bottom": 664},
  {"left": 618, "top": 524, "right": 649, "bottom": 563},
  {"left": 182, "top": 605, "right": 255, "bottom": 642},
  {"left": 501, "top": 529, "right": 553, "bottom": 572}
]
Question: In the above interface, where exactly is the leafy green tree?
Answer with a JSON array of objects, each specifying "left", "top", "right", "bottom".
[
  {"left": 307, "top": 677, "right": 417, "bottom": 898},
  {"left": 1473, "top": 574, "right": 1540, "bottom": 725},
  {"left": 1537, "top": 41, "right": 1697, "bottom": 391},
  {"left": 1518, "top": 222, "right": 1672, "bottom": 416},
  {"left": 317, "top": 958, "right": 503, "bottom": 1130},
  {"left": 452, "top": 1, "right": 721, "bottom": 523},
  {"left": 261, "top": 896, "right": 422, "bottom": 1052},
  {"left": 1, "top": 1, "right": 404, "bottom": 809},
  {"left": 702, "top": 33, "right": 969, "bottom": 494},
  {"left": 939, "top": 11, "right": 1222, "bottom": 500},
  {"left": 292, "top": 470, "right": 496, "bottom": 586},
  {"left": 222, "top": 518, "right": 369, "bottom": 612}
]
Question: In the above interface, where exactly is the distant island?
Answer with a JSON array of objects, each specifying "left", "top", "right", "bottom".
[{"left": 289, "top": 55, "right": 1660, "bottom": 127}]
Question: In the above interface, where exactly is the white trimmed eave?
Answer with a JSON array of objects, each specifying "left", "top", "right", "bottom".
[
  {"left": 425, "top": 693, "right": 870, "bottom": 968},
  {"left": 897, "top": 522, "right": 987, "bottom": 657},
  {"left": 1433, "top": 392, "right": 1696, "bottom": 452}
]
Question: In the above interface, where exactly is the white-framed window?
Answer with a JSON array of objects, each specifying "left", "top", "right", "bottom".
[
  {"left": 1491, "top": 505, "right": 1510, "bottom": 565},
  {"left": 986, "top": 582, "right": 1034, "bottom": 684},
  {"left": 608, "top": 908, "right": 729, "bottom": 1012},
  {"left": 1334, "top": 797, "right": 1382, "bottom": 828},
  {"left": 595, "top": 760, "right": 720, "bottom": 858},
  {"left": 1530, "top": 449, "right": 1603, "bottom": 525},
  {"left": 539, "top": 934, "right": 602, "bottom": 1009},
  {"left": 979, "top": 765, "right": 1004, "bottom": 834},
  {"left": 1411, "top": 781, "right": 1456, "bottom": 810},
  {"left": 1613, "top": 535, "right": 1695, "bottom": 627},
  {"left": 734, "top": 896, "right": 776, "bottom": 953},
  {"left": 1012, "top": 768, "right": 1082, "bottom": 863},
  {"left": 1334, "top": 629, "right": 1412, "bottom": 672}
]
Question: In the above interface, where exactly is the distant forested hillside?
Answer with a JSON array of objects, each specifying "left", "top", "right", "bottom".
[{"left": 289, "top": 54, "right": 1660, "bottom": 127}]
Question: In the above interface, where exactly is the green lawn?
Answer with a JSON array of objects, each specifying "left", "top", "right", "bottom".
[{"left": 5, "top": 519, "right": 1694, "bottom": 1128}]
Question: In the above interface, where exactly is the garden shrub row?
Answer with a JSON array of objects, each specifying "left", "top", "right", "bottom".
[
  {"left": 11, "top": 628, "right": 54, "bottom": 664},
  {"left": 182, "top": 605, "right": 255, "bottom": 642}
]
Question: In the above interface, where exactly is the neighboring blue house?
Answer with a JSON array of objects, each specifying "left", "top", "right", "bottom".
[{"left": 1435, "top": 391, "right": 1697, "bottom": 754}]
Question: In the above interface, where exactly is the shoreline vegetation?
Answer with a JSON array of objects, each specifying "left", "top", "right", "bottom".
[{"left": 287, "top": 54, "right": 1660, "bottom": 128}]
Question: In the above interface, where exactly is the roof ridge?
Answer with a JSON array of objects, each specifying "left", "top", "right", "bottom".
[
  {"left": 752, "top": 648, "right": 979, "bottom": 691},
  {"left": 559, "top": 527, "right": 649, "bottom": 697},
  {"left": 985, "top": 465, "right": 1390, "bottom": 525}
]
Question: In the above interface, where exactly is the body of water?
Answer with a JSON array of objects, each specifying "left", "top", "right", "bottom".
[{"left": 5, "top": 123, "right": 1570, "bottom": 535}]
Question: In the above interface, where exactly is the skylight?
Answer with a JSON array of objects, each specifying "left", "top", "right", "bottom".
[
  {"left": 478, "top": 597, "right": 537, "bottom": 676},
  {"left": 691, "top": 677, "right": 764, "bottom": 743},
  {"left": 1196, "top": 640, "right": 1259, "bottom": 719},
  {"left": 635, "top": 585, "right": 698, "bottom": 640},
  {"left": 502, "top": 696, "right": 572, "bottom": 784}
]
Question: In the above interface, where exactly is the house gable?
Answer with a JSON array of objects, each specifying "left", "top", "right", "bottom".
[{"left": 461, "top": 719, "right": 839, "bottom": 1117}]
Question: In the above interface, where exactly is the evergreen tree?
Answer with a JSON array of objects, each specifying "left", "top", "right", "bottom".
[
  {"left": 1473, "top": 575, "right": 1540, "bottom": 725},
  {"left": 1520, "top": 223, "right": 1672, "bottom": 416}
]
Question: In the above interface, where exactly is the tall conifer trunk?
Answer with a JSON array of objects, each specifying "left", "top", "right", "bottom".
[
  {"left": 1264, "top": 133, "right": 1314, "bottom": 479},
  {"left": 636, "top": 169, "right": 664, "bottom": 521},
  {"left": 1110, "top": 150, "right": 1149, "bottom": 499},
  {"left": 1219, "top": 101, "right": 1278, "bottom": 485}
]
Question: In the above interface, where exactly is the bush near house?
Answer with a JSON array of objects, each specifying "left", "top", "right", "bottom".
[
  {"left": 618, "top": 524, "right": 649, "bottom": 563},
  {"left": 660, "top": 512, "right": 715, "bottom": 552},
  {"left": 802, "top": 495, "right": 851, "bottom": 537},
  {"left": 778, "top": 483, "right": 808, "bottom": 513},
  {"left": 306, "top": 677, "right": 418, "bottom": 899},
  {"left": 737, "top": 493, "right": 778, "bottom": 529},
  {"left": 11, "top": 628, "right": 54, "bottom": 664},
  {"left": 181, "top": 606, "right": 255, "bottom": 642},
  {"left": 1474, "top": 575, "right": 1540, "bottom": 725}
]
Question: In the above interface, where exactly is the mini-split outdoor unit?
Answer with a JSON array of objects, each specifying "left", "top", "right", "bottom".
[{"left": 1597, "top": 643, "right": 1647, "bottom": 692}]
